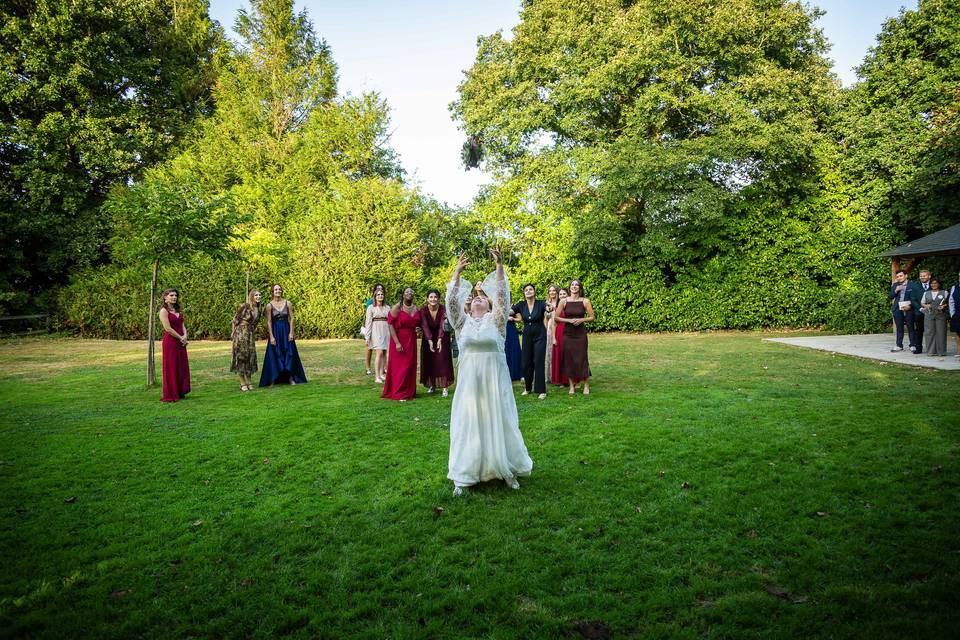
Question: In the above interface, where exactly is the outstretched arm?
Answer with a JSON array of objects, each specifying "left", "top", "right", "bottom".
[
  {"left": 446, "top": 252, "right": 470, "bottom": 332},
  {"left": 490, "top": 247, "right": 507, "bottom": 336}
]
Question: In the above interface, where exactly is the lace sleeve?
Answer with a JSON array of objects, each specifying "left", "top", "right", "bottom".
[
  {"left": 445, "top": 277, "right": 472, "bottom": 333},
  {"left": 482, "top": 268, "right": 510, "bottom": 338}
]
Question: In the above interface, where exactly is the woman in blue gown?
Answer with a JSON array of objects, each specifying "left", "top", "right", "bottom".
[{"left": 259, "top": 284, "right": 308, "bottom": 386}]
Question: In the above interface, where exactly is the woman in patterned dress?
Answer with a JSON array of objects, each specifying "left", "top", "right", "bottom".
[{"left": 231, "top": 289, "right": 262, "bottom": 391}]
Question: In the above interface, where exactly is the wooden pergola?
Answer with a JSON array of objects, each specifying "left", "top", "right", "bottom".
[{"left": 880, "top": 223, "right": 960, "bottom": 280}]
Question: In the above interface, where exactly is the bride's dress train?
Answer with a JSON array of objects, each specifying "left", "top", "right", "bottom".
[{"left": 446, "top": 270, "right": 533, "bottom": 489}]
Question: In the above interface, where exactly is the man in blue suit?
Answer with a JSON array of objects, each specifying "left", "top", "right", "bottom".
[{"left": 888, "top": 269, "right": 924, "bottom": 352}]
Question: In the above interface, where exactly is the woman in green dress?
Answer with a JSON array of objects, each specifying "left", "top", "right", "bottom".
[{"left": 231, "top": 289, "right": 262, "bottom": 391}]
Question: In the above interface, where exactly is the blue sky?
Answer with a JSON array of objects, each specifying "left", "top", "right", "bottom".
[{"left": 208, "top": 0, "right": 914, "bottom": 207}]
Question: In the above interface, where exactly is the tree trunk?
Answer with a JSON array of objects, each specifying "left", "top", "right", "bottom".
[{"left": 147, "top": 258, "right": 159, "bottom": 387}]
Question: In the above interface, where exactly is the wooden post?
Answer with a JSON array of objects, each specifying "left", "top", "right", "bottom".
[
  {"left": 147, "top": 258, "right": 159, "bottom": 387},
  {"left": 891, "top": 258, "right": 900, "bottom": 282}
]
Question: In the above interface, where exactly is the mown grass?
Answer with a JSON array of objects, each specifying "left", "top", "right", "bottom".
[{"left": 1, "top": 333, "right": 958, "bottom": 639}]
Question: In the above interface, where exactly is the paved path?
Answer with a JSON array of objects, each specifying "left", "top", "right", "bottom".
[{"left": 765, "top": 333, "right": 960, "bottom": 371}]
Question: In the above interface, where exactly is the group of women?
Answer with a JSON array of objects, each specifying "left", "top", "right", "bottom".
[
  {"left": 156, "top": 269, "right": 594, "bottom": 408},
  {"left": 157, "top": 284, "right": 308, "bottom": 402},
  {"left": 363, "top": 284, "right": 456, "bottom": 400},
  {"left": 361, "top": 277, "right": 593, "bottom": 402}
]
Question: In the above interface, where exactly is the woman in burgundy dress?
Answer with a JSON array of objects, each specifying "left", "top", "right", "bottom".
[
  {"left": 550, "top": 287, "right": 569, "bottom": 385},
  {"left": 420, "top": 288, "right": 454, "bottom": 397},
  {"left": 158, "top": 288, "right": 191, "bottom": 402},
  {"left": 558, "top": 280, "right": 594, "bottom": 394},
  {"left": 382, "top": 287, "right": 421, "bottom": 401}
]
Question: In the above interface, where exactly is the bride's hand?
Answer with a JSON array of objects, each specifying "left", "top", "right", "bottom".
[
  {"left": 489, "top": 246, "right": 502, "bottom": 265},
  {"left": 454, "top": 251, "right": 469, "bottom": 274}
]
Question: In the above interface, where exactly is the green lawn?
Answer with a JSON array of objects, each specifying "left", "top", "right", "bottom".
[{"left": 1, "top": 333, "right": 958, "bottom": 639}]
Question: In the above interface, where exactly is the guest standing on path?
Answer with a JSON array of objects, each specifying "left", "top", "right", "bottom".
[
  {"left": 446, "top": 249, "right": 532, "bottom": 496},
  {"left": 920, "top": 278, "right": 950, "bottom": 357},
  {"left": 558, "top": 279, "right": 594, "bottom": 395},
  {"left": 260, "top": 284, "right": 308, "bottom": 386},
  {"left": 511, "top": 283, "right": 549, "bottom": 399},
  {"left": 915, "top": 270, "right": 932, "bottom": 353},
  {"left": 551, "top": 287, "right": 569, "bottom": 385},
  {"left": 231, "top": 289, "right": 261, "bottom": 392},
  {"left": 382, "top": 287, "right": 420, "bottom": 401},
  {"left": 420, "top": 289, "right": 454, "bottom": 397},
  {"left": 158, "top": 288, "right": 191, "bottom": 402},
  {"left": 949, "top": 276, "right": 960, "bottom": 358},
  {"left": 365, "top": 287, "right": 390, "bottom": 383},
  {"left": 888, "top": 270, "right": 923, "bottom": 353}
]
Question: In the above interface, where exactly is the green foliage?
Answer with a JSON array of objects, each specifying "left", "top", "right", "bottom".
[
  {"left": 823, "top": 290, "right": 891, "bottom": 335},
  {"left": 58, "top": 0, "right": 427, "bottom": 339},
  {"left": 59, "top": 255, "right": 253, "bottom": 339},
  {"left": 837, "top": 0, "right": 960, "bottom": 238},
  {"left": 107, "top": 177, "right": 245, "bottom": 267},
  {"left": 0, "top": 0, "right": 222, "bottom": 312},
  {"left": 286, "top": 176, "right": 428, "bottom": 337},
  {"left": 453, "top": 0, "right": 837, "bottom": 259}
]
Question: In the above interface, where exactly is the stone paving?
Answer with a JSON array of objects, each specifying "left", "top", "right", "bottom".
[{"left": 765, "top": 333, "right": 960, "bottom": 371}]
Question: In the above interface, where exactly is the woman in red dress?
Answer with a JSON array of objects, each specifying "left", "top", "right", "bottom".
[
  {"left": 382, "top": 287, "right": 421, "bottom": 401},
  {"left": 158, "top": 288, "right": 191, "bottom": 402}
]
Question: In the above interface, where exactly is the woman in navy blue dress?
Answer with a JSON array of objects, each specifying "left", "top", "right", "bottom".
[
  {"left": 477, "top": 282, "right": 521, "bottom": 381},
  {"left": 259, "top": 284, "right": 308, "bottom": 386}
]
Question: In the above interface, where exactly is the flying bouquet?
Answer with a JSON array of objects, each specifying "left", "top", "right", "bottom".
[{"left": 461, "top": 135, "right": 483, "bottom": 170}]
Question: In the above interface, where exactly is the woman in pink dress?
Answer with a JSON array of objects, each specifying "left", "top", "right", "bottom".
[
  {"left": 382, "top": 287, "right": 421, "bottom": 401},
  {"left": 158, "top": 288, "right": 191, "bottom": 402}
]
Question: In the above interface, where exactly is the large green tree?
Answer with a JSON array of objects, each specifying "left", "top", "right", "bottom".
[
  {"left": 837, "top": 0, "right": 960, "bottom": 240},
  {"left": 0, "top": 0, "right": 221, "bottom": 312},
  {"left": 453, "top": 0, "right": 838, "bottom": 264},
  {"left": 58, "top": 0, "right": 426, "bottom": 339}
]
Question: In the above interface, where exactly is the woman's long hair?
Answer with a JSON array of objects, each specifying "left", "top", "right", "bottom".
[
  {"left": 235, "top": 290, "right": 261, "bottom": 324},
  {"left": 159, "top": 288, "right": 180, "bottom": 313}
]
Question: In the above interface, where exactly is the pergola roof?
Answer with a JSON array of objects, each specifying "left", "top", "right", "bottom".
[{"left": 880, "top": 223, "right": 960, "bottom": 258}]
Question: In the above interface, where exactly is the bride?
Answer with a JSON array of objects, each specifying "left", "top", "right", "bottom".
[{"left": 446, "top": 248, "right": 533, "bottom": 496}]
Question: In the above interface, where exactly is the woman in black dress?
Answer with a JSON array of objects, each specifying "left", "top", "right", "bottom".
[{"left": 511, "top": 283, "right": 549, "bottom": 399}]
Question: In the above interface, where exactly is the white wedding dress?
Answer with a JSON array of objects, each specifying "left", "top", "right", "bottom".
[{"left": 446, "top": 269, "right": 533, "bottom": 489}]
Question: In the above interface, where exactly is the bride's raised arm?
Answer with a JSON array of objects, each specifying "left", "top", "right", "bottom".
[
  {"left": 490, "top": 247, "right": 508, "bottom": 338},
  {"left": 445, "top": 251, "right": 471, "bottom": 331}
]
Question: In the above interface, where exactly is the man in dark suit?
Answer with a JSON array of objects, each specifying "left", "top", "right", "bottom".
[
  {"left": 889, "top": 269, "right": 924, "bottom": 352},
  {"left": 913, "top": 270, "right": 931, "bottom": 353}
]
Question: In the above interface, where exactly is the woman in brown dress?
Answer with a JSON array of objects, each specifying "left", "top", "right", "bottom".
[
  {"left": 557, "top": 279, "right": 594, "bottom": 395},
  {"left": 231, "top": 289, "right": 262, "bottom": 391}
]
